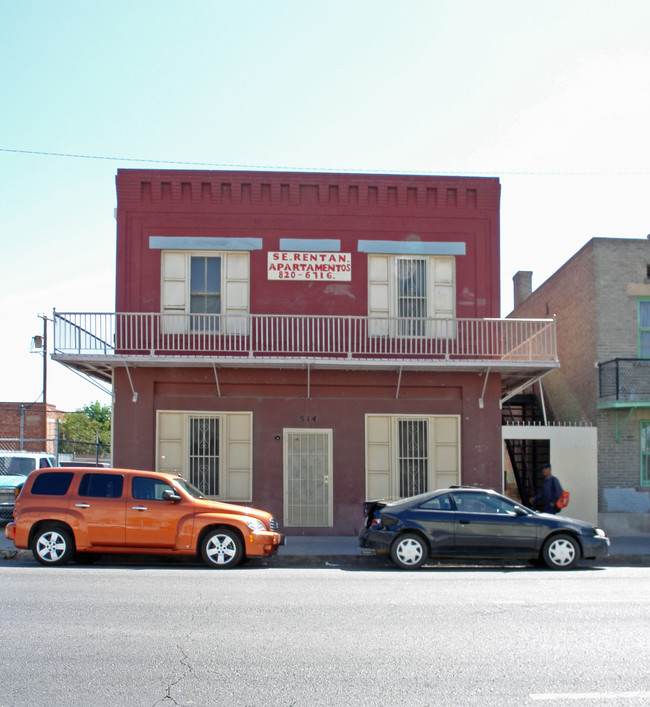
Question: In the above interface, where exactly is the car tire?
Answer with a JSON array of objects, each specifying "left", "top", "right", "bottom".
[
  {"left": 32, "top": 525, "right": 75, "bottom": 566},
  {"left": 390, "top": 533, "right": 428, "bottom": 570},
  {"left": 201, "top": 528, "right": 243, "bottom": 569},
  {"left": 541, "top": 533, "right": 580, "bottom": 570}
]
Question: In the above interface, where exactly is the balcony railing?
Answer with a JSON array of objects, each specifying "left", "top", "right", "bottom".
[
  {"left": 599, "top": 358, "right": 650, "bottom": 401},
  {"left": 53, "top": 311, "right": 557, "bottom": 364}
]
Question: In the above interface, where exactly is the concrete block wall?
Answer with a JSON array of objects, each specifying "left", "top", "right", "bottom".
[{"left": 593, "top": 239, "right": 650, "bottom": 361}]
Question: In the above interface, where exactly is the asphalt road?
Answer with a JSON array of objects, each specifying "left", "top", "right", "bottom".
[{"left": 1, "top": 561, "right": 649, "bottom": 706}]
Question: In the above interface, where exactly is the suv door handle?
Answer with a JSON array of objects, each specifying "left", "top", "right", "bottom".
[
  {"left": 75, "top": 503, "right": 90, "bottom": 508},
  {"left": 132, "top": 505, "right": 148, "bottom": 511}
]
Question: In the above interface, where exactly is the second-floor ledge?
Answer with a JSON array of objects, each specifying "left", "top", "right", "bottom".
[
  {"left": 598, "top": 358, "right": 650, "bottom": 408},
  {"left": 51, "top": 311, "right": 559, "bottom": 398}
]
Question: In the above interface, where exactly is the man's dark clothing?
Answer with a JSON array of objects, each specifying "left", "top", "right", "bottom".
[{"left": 533, "top": 475, "right": 563, "bottom": 514}]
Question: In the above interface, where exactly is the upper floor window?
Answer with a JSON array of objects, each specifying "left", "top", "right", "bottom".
[
  {"left": 161, "top": 251, "right": 249, "bottom": 334},
  {"left": 190, "top": 256, "right": 222, "bottom": 331},
  {"left": 368, "top": 254, "right": 455, "bottom": 337},
  {"left": 639, "top": 299, "right": 650, "bottom": 358}
]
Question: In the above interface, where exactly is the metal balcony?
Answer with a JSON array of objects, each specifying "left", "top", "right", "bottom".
[
  {"left": 51, "top": 311, "right": 559, "bottom": 396},
  {"left": 599, "top": 359, "right": 650, "bottom": 406}
]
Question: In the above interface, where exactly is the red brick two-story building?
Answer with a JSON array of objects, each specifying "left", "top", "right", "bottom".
[{"left": 52, "top": 169, "right": 557, "bottom": 535}]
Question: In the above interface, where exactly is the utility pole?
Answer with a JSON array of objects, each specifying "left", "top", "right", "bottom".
[{"left": 33, "top": 315, "right": 48, "bottom": 449}]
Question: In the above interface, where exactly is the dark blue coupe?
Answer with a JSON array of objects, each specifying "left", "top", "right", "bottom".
[{"left": 359, "top": 487, "right": 610, "bottom": 570}]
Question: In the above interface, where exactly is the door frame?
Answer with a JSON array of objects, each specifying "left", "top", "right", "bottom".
[{"left": 283, "top": 428, "right": 334, "bottom": 527}]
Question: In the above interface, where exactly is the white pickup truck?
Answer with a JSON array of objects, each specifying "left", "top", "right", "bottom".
[{"left": 0, "top": 452, "right": 56, "bottom": 523}]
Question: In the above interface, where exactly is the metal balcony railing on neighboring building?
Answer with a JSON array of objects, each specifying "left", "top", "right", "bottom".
[{"left": 599, "top": 358, "right": 650, "bottom": 404}]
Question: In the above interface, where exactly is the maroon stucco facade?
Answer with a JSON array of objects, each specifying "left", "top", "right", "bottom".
[{"left": 112, "top": 169, "right": 502, "bottom": 535}]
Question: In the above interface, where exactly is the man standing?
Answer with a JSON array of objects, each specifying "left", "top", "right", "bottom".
[{"left": 529, "top": 462, "right": 563, "bottom": 514}]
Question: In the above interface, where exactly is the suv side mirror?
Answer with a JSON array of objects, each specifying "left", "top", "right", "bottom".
[{"left": 162, "top": 489, "right": 182, "bottom": 503}]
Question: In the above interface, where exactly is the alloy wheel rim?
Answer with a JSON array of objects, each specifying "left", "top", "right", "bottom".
[
  {"left": 207, "top": 535, "right": 236, "bottom": 564},
  {"left": 37, "top": 532, "right": 66, "bottom": 562}
]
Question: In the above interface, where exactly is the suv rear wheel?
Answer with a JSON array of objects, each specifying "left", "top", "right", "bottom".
[
  {"left": 201, "top": 528, "right": 243, "bottom": 569},
  {"left": 32, "top": 525, "right": 75, "bottom": 566}
]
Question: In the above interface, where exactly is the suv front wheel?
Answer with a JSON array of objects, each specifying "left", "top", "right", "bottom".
[
  {"left": 201, "top": 528, "right": 243, "bottom": 568},
  {"left": 32, "top": 525, "right": 75, "bottom": 566}
]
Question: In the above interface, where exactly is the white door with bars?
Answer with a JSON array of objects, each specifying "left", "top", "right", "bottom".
[{"left": 284, "top": 429, "right": 333, "bottom": 527}]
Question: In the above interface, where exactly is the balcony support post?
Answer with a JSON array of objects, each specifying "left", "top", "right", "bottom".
[
  {"left": 124, "top": 364, "right": 138, "bottom": 403},
  {"left": 479, "top": 367, "right": 491, "bottom": 409},
  {"left": 212, "top": 363, "right": 221, "bottom": 398}
]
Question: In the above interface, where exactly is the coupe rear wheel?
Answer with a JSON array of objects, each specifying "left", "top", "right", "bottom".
[
  {"left": 390, "top": 533, "right": 427, "bottom": 570},
  {"left": 32, "top": 526, "right": 74, "bottom": 566},
  {"left": 542, "top": 533, "right": 580, "bottom": 570},
  {"left": 201, "top": 528, "right": 243, "bottom": 569}
]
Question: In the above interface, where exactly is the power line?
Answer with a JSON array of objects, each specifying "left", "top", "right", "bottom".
[{"left": 1, "top": 147, "right": 650, "bottom": 177}]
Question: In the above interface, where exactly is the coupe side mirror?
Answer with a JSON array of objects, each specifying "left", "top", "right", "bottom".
[{"left": 514, "top": 505, "right": 529, "bottom": 516}]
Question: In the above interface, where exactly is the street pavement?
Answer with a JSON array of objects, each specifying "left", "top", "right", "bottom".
[{"left": 2, "top": 528, "right": 650, "bottom": 567}]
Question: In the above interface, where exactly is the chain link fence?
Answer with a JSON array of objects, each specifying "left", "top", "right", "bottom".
[{"left": 0, "top": 437, "right": 110, "bottom": 466}]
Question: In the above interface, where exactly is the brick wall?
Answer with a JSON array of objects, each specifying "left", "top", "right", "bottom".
[
  {"left": 0, "top": 402, "right": 64, "bottom": 453},
  {"left": 510, "top": 240, "right": 597, "bottom": 422}
]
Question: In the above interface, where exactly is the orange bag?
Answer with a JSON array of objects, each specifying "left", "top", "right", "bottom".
[{"left": 556, "top": 490, "right": 570, "bottom": 509}]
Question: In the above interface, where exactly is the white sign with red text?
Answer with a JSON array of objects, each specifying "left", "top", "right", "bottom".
[{"left": 267, "top": 252, "right": 352, "bottom": 281}]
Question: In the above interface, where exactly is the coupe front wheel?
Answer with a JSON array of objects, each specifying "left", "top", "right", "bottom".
[
  {"left": 32, "top": 526, "right": 75, "bottom": 566},
  {"left": 542, "top": 533, "right": 580, "bottom": 570},
  {"left": 390, "top": 533, "right": 428, "bottom": 570},
  {"left": 201, "top": 529, "right": 244, "bottom": 569}
]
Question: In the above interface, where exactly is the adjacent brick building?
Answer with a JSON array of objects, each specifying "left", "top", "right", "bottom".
[
  {"left": 510, "top": 237, "right": 650, "bottom": 534},
  {"left": 0, "top": 402, "right": 62, "bottom": 454},
  {"left": 52, "top": 169, "right": 556, "bottom": 535}
]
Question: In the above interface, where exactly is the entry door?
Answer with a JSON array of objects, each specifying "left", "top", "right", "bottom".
[{"left": 284, "top": 429, "right": 333, "bottom": 527}]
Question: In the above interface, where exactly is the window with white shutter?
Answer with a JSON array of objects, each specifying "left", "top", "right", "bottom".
[
  {"left": 368, "top": 255, "right": 455, "bottom": 337},
  {"left": 156, "top": 411, "right": 252, "bottom": 501},
  {"left": 161, "top": 251, "right": 249, "bottom": 334},
  {"left": 365, "top": 414, "right": 460, "bottom": 500}
]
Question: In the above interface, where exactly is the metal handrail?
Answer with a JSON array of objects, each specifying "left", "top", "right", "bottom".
[{"left": 52, "top": 311, "right": 557, "bottom": 362}]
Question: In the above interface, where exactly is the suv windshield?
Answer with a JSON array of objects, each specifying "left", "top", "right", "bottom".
[{"left": 174, "top": 477, "right": 206, "bottom": 499}]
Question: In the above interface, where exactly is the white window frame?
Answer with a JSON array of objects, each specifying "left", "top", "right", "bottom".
[
  {"left": 161, "top": 250, "right": 250, "bottom": 335},
  {"left": 365, "top": 414, "right": 460, "bottom": 500},
  {"left": 368, "top": 254, "right": 456, "bottom": 338},
  {"left": 156, "top": 410, "right": 253, "bottom": 501}
]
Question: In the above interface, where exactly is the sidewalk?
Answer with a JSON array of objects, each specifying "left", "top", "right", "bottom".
[{"left": 3, "top": 531, "right": 650, "bottom": 566}]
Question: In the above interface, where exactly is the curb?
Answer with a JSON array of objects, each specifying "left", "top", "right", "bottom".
[{"left": 3, "top": 549, "right": 650, "bottom": 568}]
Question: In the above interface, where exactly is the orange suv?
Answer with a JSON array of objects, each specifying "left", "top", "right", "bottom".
[{"left": 5, "top": 467, "right": 283, "bottom": 568}]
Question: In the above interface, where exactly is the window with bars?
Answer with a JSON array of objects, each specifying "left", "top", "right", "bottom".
[
  {"left": 189, "top": 417, "right": 220, "bottom": 496},
  {"left": 190, "top": 256, "right": 221, "bottom": 331},
  {"left": 398, "top": 419, "right": 429, "bottom": 496},
  {"left": 641, "top": 421, "right": 650, "bottom": 486},
  {"left": 397, "top": 258, "right": 427, "bottom": 336}
]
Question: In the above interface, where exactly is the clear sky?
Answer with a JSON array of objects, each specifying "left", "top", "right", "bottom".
[{"left": 1, "top": 0, "right": 650, "bottom": 411}]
